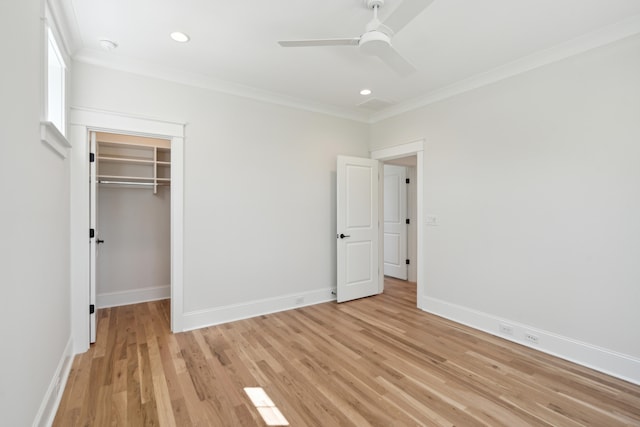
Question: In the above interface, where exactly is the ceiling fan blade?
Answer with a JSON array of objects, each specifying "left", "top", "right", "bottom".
[
  {"left": 278, "top": 38, "right": 360, "bottom": 47},
  {"left": 382, "top": 0, "right": 434, "bottom": 34},
  {"left": 375, "top": 44, "right": 416, "bottom": 76}
]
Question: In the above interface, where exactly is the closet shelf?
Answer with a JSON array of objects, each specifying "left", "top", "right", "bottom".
[
  {"left": 98, "top": 156, "right": 157, "bottom": 165},
  {"left": 98, "top": 139, "right": 170, "bottom": 150},
  {"left": 96, "top": 132, "right": 171, "bottom": 194},
  {"left": 98, "top": 175, "right": 157, "bottom": 181}
]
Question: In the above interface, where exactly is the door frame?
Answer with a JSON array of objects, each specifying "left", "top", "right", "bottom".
[
  {"left": 371, "top": 139, "right": 425, "bottom": 310},
  {"left": 69, "top": 107, "right": 185, "bottom": 353}
]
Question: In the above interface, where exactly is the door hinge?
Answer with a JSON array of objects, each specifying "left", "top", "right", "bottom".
[
  {"left": 90, "top": 228, "right": 95, "bottom": 238},
  {"left": 406, "top": 178, "right": 410, "bottom": 184},
  {"left": 89, "top": 304, "right": 95, "bottom": 314},
  {"left": 406, "top": 259, "right": 410, "bottom": 265},
  {"left": 406, "top": 218, "right": 410, "bottom": 225},
  {"left": 89, "top": 152, "right": 95, "bottom": 163}
]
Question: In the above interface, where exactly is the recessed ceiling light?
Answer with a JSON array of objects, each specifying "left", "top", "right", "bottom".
[
  {"left": 170, "top": 31, "right": 190, "bottom": 43},
  {"left": 360, "top": 89, "right": 372, "bottom": 96},
  {"left": 99, "top": 39, "right": 118, "bottom": 51}
]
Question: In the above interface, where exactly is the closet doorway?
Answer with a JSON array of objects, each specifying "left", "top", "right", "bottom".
[
  {"left": 70, "top": 108, "right": 184, "bottom": 352},
  {"left": 89, "top": 131, "right": 172, "bottom": 343}
]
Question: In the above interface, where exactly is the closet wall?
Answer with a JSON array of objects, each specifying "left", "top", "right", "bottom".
[{"left": 96, "top": 133, "right": 171, "bottom": 308}]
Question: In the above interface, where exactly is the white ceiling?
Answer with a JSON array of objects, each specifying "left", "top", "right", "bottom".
[{"left": 57, "top": 0, "right": 640, "bottom": 121}]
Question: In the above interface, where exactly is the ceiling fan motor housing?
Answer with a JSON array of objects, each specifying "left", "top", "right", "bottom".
[{"left": 359, "top": 30, "right": 392, "bottom": 55}]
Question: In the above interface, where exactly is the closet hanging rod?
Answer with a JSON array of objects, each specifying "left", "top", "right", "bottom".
[{"left": 98, "top": 180, "right": 159, "bottom": 186}]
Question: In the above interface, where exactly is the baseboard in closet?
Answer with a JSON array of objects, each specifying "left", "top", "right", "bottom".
[{"left": 97, "top": 285, "right": 170, "bottom": 308}]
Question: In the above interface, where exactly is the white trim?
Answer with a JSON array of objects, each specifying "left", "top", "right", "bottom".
[
  {"left": 73, "top": 49, "right": 370, "bottom": 123},
  {"left": 69, "top": 108, "right": 185, "bottom": 354},
  {"left": 370, "top": 14, "right": 640, "bottom": 123},
  {"left": 42, "top": 4, "right": 69, "bottom": 141},
  {"left": 370, "top": 140, "right": 425, "bottom": 160},
  {"left": 97, "top": 285, "right": 170, "bottom": 308},
  {"left": 415, "top": 150, "right": 424, "bottom": 310},
  {"left": 423, "top": 297, "right": 640, "bottom": 386},
  {"left": 44, "top": 0, "right": 74, "bottom": 60},
  {"left": 46, "top": 27, "right": 67, "bottom": 134},
  {"left": 69, "top": 124, "right": 90, "bottom": 354},
  {"left": 32, "top": 337, "right": 74, "bottom": 427},
  {"left": 170, "top": 135, "right": 184, "bottom": 333},
  {"left": 371, "top": 140, "right": 425, "bottom": 310},
  {"left": 182, "top": 288, "right": 337, "bottom": 332},
  {"left": 70, "top": 107, "right": 184, "bottom": 138},
  {"left": 40, "top": 121, "right": 71, "bottom": 158}
]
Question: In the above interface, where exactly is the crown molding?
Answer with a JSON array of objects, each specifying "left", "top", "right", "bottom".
[
  {"left": 62, "top": 6, "right": 640, "bottom": 126},
  {"left": 369, "top": 13, "right": 640, "bottom": 123},
  {"left": 45, "top": 0, "right": 81, "bottom": 58},
  {"left": 73, "top": 49, "right": 370, "bottom": 123}
]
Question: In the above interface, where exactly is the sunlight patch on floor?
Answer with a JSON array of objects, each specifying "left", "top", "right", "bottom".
[{"left": 244, "top": 387, "right": 289, "bottom": 426}]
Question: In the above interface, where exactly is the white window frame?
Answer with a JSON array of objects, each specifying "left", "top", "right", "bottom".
[
  {"left": 47, "top": 27, "right": 66, "bottom": 134},
  {"left": 40, "top": 3, "right": 71, "bottom": 158}
]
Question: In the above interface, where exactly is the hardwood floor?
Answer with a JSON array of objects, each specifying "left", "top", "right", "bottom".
[{"left": 54, "top": 278, "right": 640, "bottom": 426}]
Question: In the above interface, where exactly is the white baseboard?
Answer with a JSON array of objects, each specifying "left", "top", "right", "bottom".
[
  {"left": 421, "top": 296, "right": 640, "bottom": 386},
  {"left": 182, "top": 287, "right": 337, "bottom": 332},
  {"left": 33, "top": 337, "right": 74, "bottom": 427},
  {"left": 97, "top": 285, "right": 170, "bottom": 308}
]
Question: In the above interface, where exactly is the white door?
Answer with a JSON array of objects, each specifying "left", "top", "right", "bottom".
[
  {"left": 89, "top": 131, "right": 97, "bottom": 343},
  {"left": 336, "top": 156, "right": 380, "bottom": 303},
  {"left": 383, "top": 165, "right": 408, "bottom": 279}
]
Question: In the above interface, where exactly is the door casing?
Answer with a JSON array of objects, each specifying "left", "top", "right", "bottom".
[{"left": 69, "top": 107, "right": 185, "bottom": 353}]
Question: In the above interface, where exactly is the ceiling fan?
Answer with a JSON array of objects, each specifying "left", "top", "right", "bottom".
[{"left": 278, "top": 0, "right": 434, "bottom": 76}]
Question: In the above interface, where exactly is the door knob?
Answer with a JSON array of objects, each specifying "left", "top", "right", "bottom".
[
  {"left": 96, "top": 239, "right": 105, "bottom": 244},
  {"left": 338, "top": 233, "right": 350, "bottom": 239}
]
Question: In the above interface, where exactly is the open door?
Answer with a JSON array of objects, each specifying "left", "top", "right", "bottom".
[
  {"left": 336, "top": 156, "right": 380, "bottom": 303},
  {"left": 89, "top": 131, "right": 97, "bottom": 343},
  {"left": 383, "top": 164, "right": 408, "bottom": 280}
]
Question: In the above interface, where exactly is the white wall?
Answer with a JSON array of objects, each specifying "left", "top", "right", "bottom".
[
  {"left": 371, "top": 35, "right": 640, "bottom": 381},
  {"left": 0, "top": 0, "right": 72, "bottom": 425},
  {"left": 71, "top": 62, "right": 369, "bottom": 325}
]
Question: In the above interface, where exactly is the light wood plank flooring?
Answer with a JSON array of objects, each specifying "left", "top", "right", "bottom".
[{"left": 54, "top": 278, "right": 640, "bottom": 426}]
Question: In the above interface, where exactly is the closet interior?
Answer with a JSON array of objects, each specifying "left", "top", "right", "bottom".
[
  {"left": 94, "top": 132, "right": 171, "bottom": 309},
  {"left": 96, "top": 132, "right": 171, "bottom": 192}
]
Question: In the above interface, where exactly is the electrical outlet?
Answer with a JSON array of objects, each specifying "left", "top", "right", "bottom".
[
  {"left": 524, "top": 332, "right": 539, "bottom": 344},
  {"left": 294, "top": 296, "right": 304, "bottom": 305},
  {"left": 499, "top": 323, "right": 514, "bottom": 335}
]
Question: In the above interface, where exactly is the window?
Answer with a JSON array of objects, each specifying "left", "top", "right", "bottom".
[
  {"left": 47, "top": 27, "right": 66, "bottom": 135},
  {"left": 40, "top": 6, "right": 71, "bottom": 157}
]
